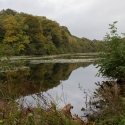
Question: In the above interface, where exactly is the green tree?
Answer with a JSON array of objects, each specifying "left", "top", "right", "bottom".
[
  {"left": 41, "top": 18, "right": 62, "bottom": 47},
  {"left": 1, "top": 9, "right": 17, "bottom": 15},
  {"left": 0, "top": 18, "right": 5, "bottom": 43},
  {"left": 24, "top": 15, "right": 46, "bottom": 54},
  {"left": 96, "top": 21, "right": 125, "bottom": 81},
  {"left": 24, "top": 15, "right": 46, "bottom": 45},
  {"left": 1, "top": 44, "right": 15, "bottom": 56}
]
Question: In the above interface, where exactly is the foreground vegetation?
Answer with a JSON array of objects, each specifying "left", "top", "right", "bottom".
[
  {"left": 0, "top": 96, "right": 85, "bottom": 125},
  {"left": 84, "top": 81, "right": 125, "bottom": 125},
  {"left": 92, "top": 22, "right": 125, "bottom": 124},
  {"left": 96, "top": 21, "right": 125, "bottom": 81}
]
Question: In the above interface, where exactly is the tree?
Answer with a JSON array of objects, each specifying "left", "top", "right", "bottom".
[
  {"left": 3, "top": 17, "right": 20, "bottom": 43},
  {"left": 96, "top": 21, "right": 125, "bottom": 81},
  {"left": 2, "top": 44, "right": 15, "bottom": 56},
  {"left": 2, "top": 16, "right": 30, "bottom": 53},
  {"left": 0, "top": 9, "right": 17, "bottom": 15},
  {"left": 24, "top": 15, "right": 46, "bottom": 54},
  {"left": 41, "top": 18, "right": 62, "bottom": 47},
  {"left": 0, "top": 18, "right": 5, "bottom": 43},
  {"left": 61, "top": 26, "right": 71, "bottom": 35},
  {"left": 24, "top": 15, "right": 46, "bottom": 45}
]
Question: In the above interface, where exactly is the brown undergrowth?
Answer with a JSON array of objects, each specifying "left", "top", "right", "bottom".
[
  {"left": 81, "top": 81, "right": 125, "bottom": 125},
  {"left": 0, "top": 92, "right": 96, "bottom": 125}
]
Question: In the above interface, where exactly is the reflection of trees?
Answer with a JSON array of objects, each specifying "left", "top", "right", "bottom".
[{"left": 0, "top": 62, "right": 92, "bottom": 98}]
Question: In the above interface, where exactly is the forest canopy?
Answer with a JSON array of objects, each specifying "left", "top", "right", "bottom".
[{"left": 0, "top": 9, "right": 104, "bottom": 56}]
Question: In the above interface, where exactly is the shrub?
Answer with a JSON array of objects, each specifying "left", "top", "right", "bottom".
[{"left": 96, "top": 21, "right": 125, "bottom": 81}]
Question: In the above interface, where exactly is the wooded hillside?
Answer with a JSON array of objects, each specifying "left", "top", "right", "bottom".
[{"left": 0, "top": 9, "right": 104, "bottom": 56}]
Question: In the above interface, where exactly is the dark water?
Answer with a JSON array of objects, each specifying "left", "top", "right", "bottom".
[{"left": 0, "top": 54, "right": 105, "bottom": 117}]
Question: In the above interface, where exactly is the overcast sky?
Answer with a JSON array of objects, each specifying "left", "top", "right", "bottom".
[{"left": 1, "top": 0, "right": 125, "bottom": 40}]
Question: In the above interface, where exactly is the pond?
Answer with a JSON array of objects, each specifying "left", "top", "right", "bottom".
[{"left": 0, "top": 53, "right": 105, "bottom": 117}]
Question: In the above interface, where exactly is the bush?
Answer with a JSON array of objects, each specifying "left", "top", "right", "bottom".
[{"left": 96, "top": 21, "right": 125, "bottom": 81}]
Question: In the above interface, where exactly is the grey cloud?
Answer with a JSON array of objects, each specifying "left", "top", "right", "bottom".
[
  {"left": 1, "top": 0, "right": 125, "bottom": 40},
  {"left": 59, "top": 0, "right": 125, "bottom": 38}
]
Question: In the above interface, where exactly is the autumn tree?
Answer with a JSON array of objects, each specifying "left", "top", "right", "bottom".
[{"left": 2, "top": 16, "right": 30, "bottom": 55}]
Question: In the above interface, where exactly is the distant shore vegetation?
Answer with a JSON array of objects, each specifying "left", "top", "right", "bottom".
[{"left": 0, "top": 8, "right": 104, "bottom": 56}]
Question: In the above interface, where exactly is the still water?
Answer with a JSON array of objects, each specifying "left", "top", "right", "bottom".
[
  {"left": 21, "top": 63, "right": 104, "bottom": 117},
  {"left": 0, "top": 54, "right": 105, "bottom": 117}
]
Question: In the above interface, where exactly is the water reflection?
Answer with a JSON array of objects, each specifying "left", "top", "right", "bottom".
[
  {"left": 0, "top": 62, "right": 91, "bottom": 98},
  {"left": 20, "top": 64, "right": 105, "bottom": 117},
  {"left": 0, "top": 56, "right": 105, "bottom": 116},
  {"left": 46, "top": 64, "right": 105, "bottom": 116}
]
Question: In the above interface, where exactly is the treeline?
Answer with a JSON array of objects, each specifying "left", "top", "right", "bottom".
[{"left": 0, "top": 9, "right": 104, "bottom": 56}]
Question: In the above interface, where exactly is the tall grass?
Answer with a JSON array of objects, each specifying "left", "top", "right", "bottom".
[
  {"left": 81, "top": 81, "right": 125, "bottom": 125},
  {"left": 0, "top": 86, "right": 87, "bottom": 125}
]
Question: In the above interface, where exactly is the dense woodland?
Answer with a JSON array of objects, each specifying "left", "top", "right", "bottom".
[{"left": 0, "top": 9, "right": 104, "bottom": 56}]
